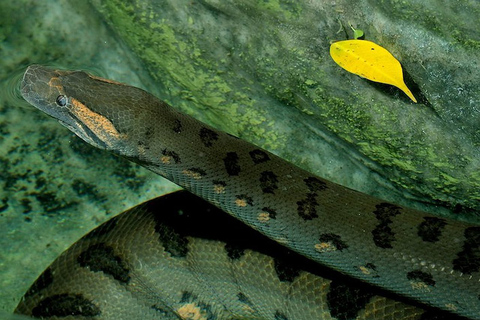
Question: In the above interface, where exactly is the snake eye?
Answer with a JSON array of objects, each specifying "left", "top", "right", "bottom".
[{"left": 56, "top": 95, "right": 67, "bottom": 106}]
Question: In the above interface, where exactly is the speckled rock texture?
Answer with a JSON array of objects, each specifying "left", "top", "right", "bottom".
[{"left": 0, "top": 0, "right": 478, "bottom": 314}]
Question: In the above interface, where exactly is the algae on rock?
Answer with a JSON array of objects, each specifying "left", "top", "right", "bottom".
[{"left": 90, "top": 0, "right": 480, "bottom": 217}]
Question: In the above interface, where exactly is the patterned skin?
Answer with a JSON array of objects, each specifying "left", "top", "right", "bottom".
[
  {"left": 14, "top": 191, "right": 432, "bottom": 319},
  {"left": 18, "top": 65, "right": 480, "bottom": 319}
]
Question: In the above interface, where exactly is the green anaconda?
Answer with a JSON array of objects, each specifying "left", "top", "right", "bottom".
[
  {"left": 17, "top": 65, "right": 480, "bottom": 319},
  {"left": 14, "top": 191, "right": 456, "bottom": 319}
]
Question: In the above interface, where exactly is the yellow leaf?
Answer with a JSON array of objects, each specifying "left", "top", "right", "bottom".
[{"left": 330, "top": 40, "right": 417, "bottom": 103}]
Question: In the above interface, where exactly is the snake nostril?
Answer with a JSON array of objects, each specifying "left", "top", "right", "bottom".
[{"left": 56, "top": 95, "right": 67, "bottom": 106}]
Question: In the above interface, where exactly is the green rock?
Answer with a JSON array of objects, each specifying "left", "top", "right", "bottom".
[{"left": 90, "top": 0, "right": 480, "bottom": 216}]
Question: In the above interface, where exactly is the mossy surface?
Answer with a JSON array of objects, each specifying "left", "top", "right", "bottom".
[{"left": 91, "top": 0, "right": 480, "bottom": 214}]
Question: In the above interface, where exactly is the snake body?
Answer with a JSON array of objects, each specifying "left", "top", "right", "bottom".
[
  {"left": 14, "top": 191, "right": 430, "bottom": 319},
  {"left": 18, "top": 65, "right": 480, "bottom": 319}
]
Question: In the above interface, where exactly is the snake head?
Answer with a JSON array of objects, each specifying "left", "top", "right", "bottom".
[{"left": 21, "top": 65, "right": 127, "bottom": 151}]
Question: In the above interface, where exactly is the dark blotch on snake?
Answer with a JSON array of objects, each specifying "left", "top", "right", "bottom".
[
  {"left": 262, "top": 207, "right": 277, "bottom": 219},
  {"left": 274, "top": 259, "right": 300, "bottom": 282},
  {"left": 199, "top": 127, "right": 219, "bottom": 147},
  {"left": 224, "top": 152, "right": 241, "bottom": 176},
  {"left": 372, "top": 203, "right": 402, "bottom": 249},
  {"left": 452, "top": 226, "right": 480, "bottom": 274},
  {"left": 259, "top": 171, "right": 279, "bottom": 194},
  {"left": 418, "top": 217, "right": 447, "bottom": 242},
  {"left": 153, "top": 220, "right": 189, "bottom": 258},
  {"left": 77, "top": 243, "right": 130, "bottom": 283},
  {"left": 225, "top": 242, "right": 245, "bottom": 260},
  {"left": 249, "top": 149, "right": 270, "bottom": 164},
  {"left": 297, "top": 193, "right": 319, "bottom": 220},
  {"left": 162, "top": 149, "right": 181, "bottom": 164},
  {"left": 319, "top": 233, "right": 349, "bottom": 251},
  {"left": 359, "top": 263, "right": 380, "bottom": 278},
  {"left": 304, "top": 177, "right": 327, "bottom": 192},
  {"left": 327, "top": 281, "right": 374, "bottom": 320},
  {"left": 31, "top": 293, "right": 100, "bottom": 318},
  {"left": 407, "top": 270, "right": 436, "bottom": 286},
  {"left": 173, "top": 119, "right": 182, "bottom": 133},
  {"left": 180, "top": 291, "right": 195, "bottom": 303},
  {"left": 236, "top": 194, "right": 253, "bottom": 206}
]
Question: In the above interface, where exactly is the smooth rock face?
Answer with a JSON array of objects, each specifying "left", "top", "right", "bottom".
[{"left": 90, "top": 0, "right": 480, "bottom": 215}]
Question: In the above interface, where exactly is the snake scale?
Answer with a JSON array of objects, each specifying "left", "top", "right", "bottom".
[{"left": 16, "top": 65, "right": 479, "bottom": 319}]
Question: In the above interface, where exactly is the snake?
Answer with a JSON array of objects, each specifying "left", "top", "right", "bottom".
[{"left": 16, "top": 65, "right": 479, "bottom": 319}]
